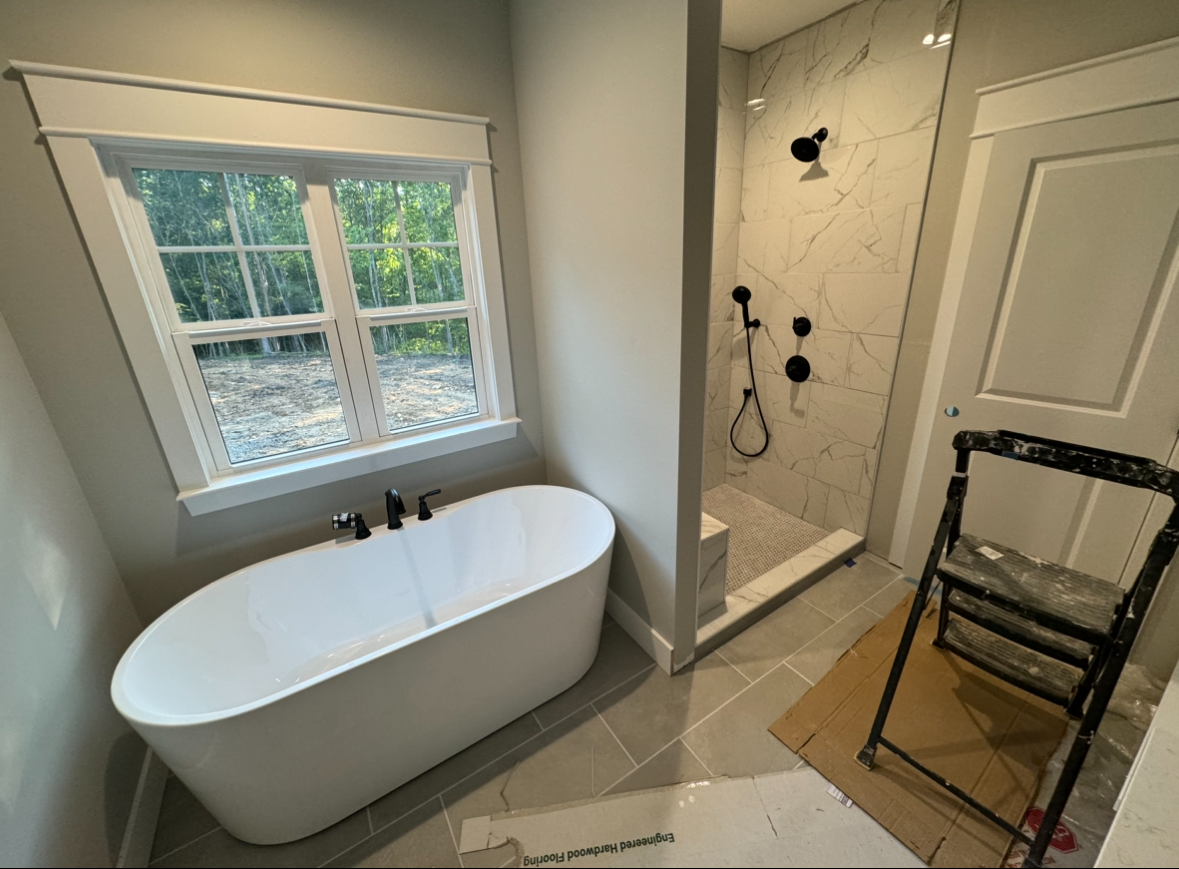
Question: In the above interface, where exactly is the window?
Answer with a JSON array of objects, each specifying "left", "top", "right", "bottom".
[{"left": 20, "top": 62, "right": 517, "bottom": 513}]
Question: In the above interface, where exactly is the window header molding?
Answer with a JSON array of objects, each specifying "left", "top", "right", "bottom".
[{"left": 13, "top": 61, "right": 492, "bottom": 165}]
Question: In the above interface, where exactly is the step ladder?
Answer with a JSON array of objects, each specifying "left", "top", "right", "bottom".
[{"left": 857, "top": 430, "right": 1179, "bottom": 869}]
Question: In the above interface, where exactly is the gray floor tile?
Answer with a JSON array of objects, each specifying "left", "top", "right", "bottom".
[
  {"left": 602, "top": 740, "right": 711, "bottom": 796},
  {"left": 324, "top": 798, "right": 459, "bottom": 868},
  {"left": 681, "top": 665, "right": 810, "bottom": 778},
  {"left": 799, "top": 556, "right": 900, "bottom": 621},
  {"left": 441, "top": 705, "right": 634, "bottom": 830},
  {"left": 716, "top": 598, "right": 835, "bottom": 681},
  {"left": 594, "top": 652, "right": 750, "bottom": 765},
  {"left": 150, "top": 777, "right": 221, "bottom": 862},
  {"left": 786, "top": 606, "right": 883, "bottom": 685},
  {"left": 533, "top": 623, "right": 654, "bottom": 728},
  {"left": 369, "top": 713, "right": 541, "bottom": 831},
  {"left": 151, "top": 809, "right": 369, "bottom": 868},
  {"left": 863, "top": 576, "right": 916, "bottom": 617}
]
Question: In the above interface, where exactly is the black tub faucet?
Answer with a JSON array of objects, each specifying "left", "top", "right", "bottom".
[
  {"left": 386, "top": 488, "right": 407, "bottom": 529},
  {"left": 332, "top": 512, "right": 371, "bottom": 540},
  {"left": 418, "top": 489, "right": 442, "bottom": 521}
]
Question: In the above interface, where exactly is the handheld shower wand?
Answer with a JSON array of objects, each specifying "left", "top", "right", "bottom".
[
  {"left": 732, "top": 285, "right": 760, "bottom": 330},
  {"left": 729, "top": 286, "right": 769, "bottom": 458}
]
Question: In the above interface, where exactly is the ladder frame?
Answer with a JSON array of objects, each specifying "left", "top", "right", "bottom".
[{"left": 856, "top": 430, "right": 1179, "bottom": 868}]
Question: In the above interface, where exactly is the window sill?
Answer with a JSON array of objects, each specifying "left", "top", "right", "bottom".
[{"left": 177, "top": 417, "right": 520, "bottom": 515}]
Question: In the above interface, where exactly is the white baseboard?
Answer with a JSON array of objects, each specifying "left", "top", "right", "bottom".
[
  {"left": 116, "top": 748, "right": 167, "bottom": 868},
  {"left": 606, "top": 588, "right": 678, "bottom": 674}
]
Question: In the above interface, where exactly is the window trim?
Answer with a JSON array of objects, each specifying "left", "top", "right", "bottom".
[{"left": 17, "top": 61, "right": 519, "bottom": 515}]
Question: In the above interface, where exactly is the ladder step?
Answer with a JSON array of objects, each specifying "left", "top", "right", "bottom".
[
  {"left": 947, "top": 590, "right": 1094, "bottom": 668},
  {"left": 940, "top": 534, "right": 1123, "bottom": 640},
  {"left": 941, "top": 617, "right": 1081, "bottom": 707}
]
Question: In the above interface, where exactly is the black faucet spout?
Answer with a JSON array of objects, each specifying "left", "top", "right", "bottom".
[{"left": 386, "top": 488, "right": 406, "bottom": 529}]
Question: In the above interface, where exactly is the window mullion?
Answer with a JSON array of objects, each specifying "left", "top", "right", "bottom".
[
  {"left": 392, "top": 184, "right": 417, "bottom": 306},
  {"left": 217, "top": 174, "right": 266, "bottom": 323},
  {"left": 303, "top": 166, "right": 383, "bottom": 441}
]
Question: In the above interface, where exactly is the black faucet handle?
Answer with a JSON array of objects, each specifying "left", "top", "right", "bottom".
[
  {"left": 418, "top": 489, "right": 442, "bottom": 521},
  {"left": 332, "top": 512, "right": 371, "bottom": 540}
]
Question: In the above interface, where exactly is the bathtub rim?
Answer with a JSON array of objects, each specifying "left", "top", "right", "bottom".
[{"left": 112, "top": 485, "right": 615, "bottom": 729}]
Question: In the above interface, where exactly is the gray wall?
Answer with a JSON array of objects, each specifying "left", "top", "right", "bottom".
[
  {"left": 510, "top": 0, "right": 718, "bottom": 663},
  {"left": 0, "top": 309, "right": 144, "bottom": 867},
  {"left": 869, "top": 0, "right": 1179, "bottom": 677},
  {"left": 0, "top": 0, "right": 545, "bottom": 621}
]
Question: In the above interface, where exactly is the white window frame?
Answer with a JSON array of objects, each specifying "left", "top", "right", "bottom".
[{"left": 15, "top": 61, "right": 519, "bottom": 514}]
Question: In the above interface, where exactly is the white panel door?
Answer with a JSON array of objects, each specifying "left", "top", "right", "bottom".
[{"left": 919, "top": 100, "right": 1179, "bottom": 584}]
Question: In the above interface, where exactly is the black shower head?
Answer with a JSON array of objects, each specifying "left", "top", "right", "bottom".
[
  {"left": 790, "top": 127, "right": 828, "bottom": 163},
  {"left": 731, "top": 285, "right": 751, "bottom": 304}
]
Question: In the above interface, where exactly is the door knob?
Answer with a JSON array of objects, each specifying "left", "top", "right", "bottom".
[{"left": 785, "top": 355, "right": 810, "bottom": 382}]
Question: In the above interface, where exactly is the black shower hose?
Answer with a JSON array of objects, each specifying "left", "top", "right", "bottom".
[{"left": 729, "top": 322, "right": 769, "bottom": 457}]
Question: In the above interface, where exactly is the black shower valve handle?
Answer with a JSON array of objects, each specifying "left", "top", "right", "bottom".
[{"left": 792, "top": 316, "right": 812, "bottom": 337}]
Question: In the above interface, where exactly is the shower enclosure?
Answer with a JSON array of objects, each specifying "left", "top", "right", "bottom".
[{"left": 699, "top": 0, "right": 956, "bottom": 649}]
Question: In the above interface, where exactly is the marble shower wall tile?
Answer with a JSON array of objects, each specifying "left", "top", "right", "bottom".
[
  {"left": 861, "top": 446, "right": 879, "bottom": 498},
  {"left": 741, "top": 162, "right": 771, "bottom": 222},
  {"left": 713, "top": 221, "right": 740, "bottom": 276},
  {"left": 705, "top": 407, "right": 730, "bottom": 453},
  {"left": 820, "top": 273, "right": 910, "bottom": 336},
  {"left": 717, "top": 107, "right": 747, "bottom": 170},
  {"left": 746, "top": 458, "right": 829, "bottom": 526},
  {"left": 708, "top": 322, "right": 731, "bottom": 370},
  {"left": 898, "top": 202, "right": 923, "bottom": 272},
  {"left": 718, "top": 47, "right": 750, "bottom": 111},
  {"left": 746, "top": 273, "right": 819, "bottom": 325},
  {"left": 768, "top": 415, "right": 869, "bottom": 495},
  {"left": 807, "top": 328, "right": 853, "bottom": 385},
  {"left": 802, "top": 0, "right": 938, "bottom": 90},
  {"left": 807, "top": 382, "right": 886, "bottom": 448},
  {"left": 706, "top": 365, "right": 731, "bottom": 414},
  {"left": 745, "top": 80, "right": 846, "bottom": 167},
  {"left": 747, "top": 30, "right": 808, "bottom": 105},
  {"left": 872, "top": 128, "right": 936, "bottom": 207},
  {"left": 847, "top": 333, "right": 898, "bottom": 394},
  {"left": 715, "top": 166, "right": 744, "bottom": 225},
  {"left": 704, "top": 446, "right": 727, "bottom": 490},
  {"left": 736, "top": 218, "right": 791, "bottom": 280},
  {"left": 767, "top": 140, "right": 877, "bottom": 221},
  {"left": 788, "top": 207, "right": 906, "bottom": 274},
  {"left": 710, "top": 274, "right": 739, "bottom": 324},
  {"left": 840, "top": 46, "right": 949, "bottom": 145},
  {"left": 757, "top": 372, "right": 809, "bottom": 427},
  {"left": 825, "top": 486, "right": 870, "bottom": 535}
]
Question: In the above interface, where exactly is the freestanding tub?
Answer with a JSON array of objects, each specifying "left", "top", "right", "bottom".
[{"left": 111, "top": 485, "right": 615, "bottom": 844}]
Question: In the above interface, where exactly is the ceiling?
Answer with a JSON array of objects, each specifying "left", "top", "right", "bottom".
[{"left": 721, "top": 0, "right": 857, "bottom": 52}]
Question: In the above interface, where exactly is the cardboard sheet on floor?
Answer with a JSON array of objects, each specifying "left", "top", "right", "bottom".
[
  {"left": 457, "top": 767, "right": 923, "bottom": 867},
  {"left": 769, "top": 592, "right": 1069, "bottom": 868}
]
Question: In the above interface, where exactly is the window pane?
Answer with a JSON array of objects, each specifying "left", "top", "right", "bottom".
[
  {"left": 225, "top": 173, "right": 309, "bottom": 246},
  {"left": 409, "top": 246, "right": 464, "bottom": 304},
  {"left": 349, "top": 249, "right": 410, "bottom": 309},
  {"left": 194, "top": 332, "right": 348, "bottom": 463},
  {"left": 134, "top": 169, "right": 233, "bottom": 248},
  {"left": 400, "top": 181, "right": 458, "bottom": 243},
  {"left": 334, "top": 179, "right": 401, "bottom": 245},
  {"left": 160, "top": 252, "right": 252, "bottom": 322},
  {"left": 369, "top": 318, "right": 477, "bottom": 431},
  {"left": 243, "top": 250, "right": 324, "bottom": 316}
]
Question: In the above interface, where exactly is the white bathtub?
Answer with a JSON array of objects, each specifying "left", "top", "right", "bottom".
[{"left": 111, "top": 485, "right": 615, "bottom": 844}]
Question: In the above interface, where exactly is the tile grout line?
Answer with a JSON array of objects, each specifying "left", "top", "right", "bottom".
[
  {"left": 679, "top": 738, "right": 715, "bottom": 777},
  {"left": 783, "top": 660, "right": 815, "bottom": 686},
  {"left": 592, "top": 705, "right": 638, "bottom": 769},
  {"left": 148, "top": 824, "right": 223, "bottom": 865},
  {"left": 369, "top": 662, "right": 660, "bottom": 838},
  {"left": 440, "top": 795, "right": 463, "bottom": 863},
  {"left": 712, "top": 648, "right": 753, "bottom": 683}
]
